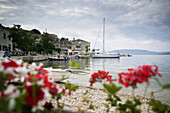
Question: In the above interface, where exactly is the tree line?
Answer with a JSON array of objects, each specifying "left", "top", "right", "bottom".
[{"left": 8, "top": 24, "right": 56, "bottom": 55}]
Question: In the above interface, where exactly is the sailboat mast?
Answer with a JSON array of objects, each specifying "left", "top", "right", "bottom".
[{"left": 103, "top": 18, "right": 105, "bottom": 53}]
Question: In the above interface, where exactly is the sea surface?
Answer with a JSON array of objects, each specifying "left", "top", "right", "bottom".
[{"left": 42, "top": 55, "right": 170, "bottom": 104}]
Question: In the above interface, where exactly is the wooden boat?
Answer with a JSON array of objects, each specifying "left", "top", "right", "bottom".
[{"left": 44, "top": 68, "right": 71, "bottom": 82}]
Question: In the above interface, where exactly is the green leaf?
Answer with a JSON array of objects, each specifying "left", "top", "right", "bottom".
[
  {"left": 65, "top": 81, "right": 72, "bottom": 89},
  {"left": 88, "top": 103, "right": 95, "bottom": 110},
  {"left": 65, "top": 81, "right": 79, "bottom": 91},
  {"left": 148, "top": 99, "right": 169, "bottom": 113},
  {"left": 103, "top": 83, "right": 122, "bottom": 95},
  {"left": 162, "top": 84, "right": 170, "bottom": 89},
  {"left": 70, "top": 61, "right": 80, "bottom": 68},
  {"left": 72, "top": 85, "right": 79, "bottom": 91}
]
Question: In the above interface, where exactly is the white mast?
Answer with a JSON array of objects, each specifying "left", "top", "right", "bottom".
[{"left": 103, "top": 18, "right": 105, "bottom": 53}]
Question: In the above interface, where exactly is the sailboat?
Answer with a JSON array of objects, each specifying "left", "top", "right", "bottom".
[{"left": 91, "top": 18, "right": 120, "bottom": 58}]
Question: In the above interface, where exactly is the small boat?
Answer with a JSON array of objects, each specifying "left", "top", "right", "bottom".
[
  {"left": 75, "top": 54, "right": 90, "bottom": 59},
  {"left": 48, "top": 55, "right": 70, "bottom": 61},
  {"left": 75, "top": 54, "right": 81, "bottom": 59},
  {"left": 44, "top": 68, "right": 71, "bottom": 82},
  {"left": 91, "top": 52, "right": 120, "bottom": 58}
]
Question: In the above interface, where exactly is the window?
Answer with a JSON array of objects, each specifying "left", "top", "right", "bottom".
[
  {"left": 3, "top": 33, "right": 6, "bottom": 39},
  {"left": 3, "top": 46, "right": 7, "bottom": 51},
  {"left": 8, "top": 44, "right": 11, "bottom": 52},
  {"left": 0, "top": 45, "right": 1, "bottom": 51}
]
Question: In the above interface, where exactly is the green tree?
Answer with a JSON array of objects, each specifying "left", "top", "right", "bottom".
[
  {"left": 9, "top": 24, "right": 37, "bottom": 53},
  {"left": 41, "top": 33, "right": 55, "bottom": 54},
  {"left": 8, "top": 24, "right": 24, "bottom": 50},
  {"left": 56, "top": 48, "right": 61, "bottom": 54},
  {"left": 35, "top": 43, "right": 43, "bottom": 53},
  {"left": 30, "top": 29, "right": 41, "bottom": 35}
]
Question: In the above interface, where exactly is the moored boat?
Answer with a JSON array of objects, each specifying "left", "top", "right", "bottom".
[
  {"left": 44, "top": 68, "right": 71, "bottom": 82},
  {"left": 48, "top": 55, "right": 70, "bottom": 61},
  {"left": 91, "top": 18, "right": 120, "bottom": 58},
  {"left": 91, "top": 52, "right": 120, "bottom": 58}
]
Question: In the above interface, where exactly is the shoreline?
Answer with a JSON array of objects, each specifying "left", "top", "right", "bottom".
[{"left": 43, "top": 85, "right": 170, "bottom": 113}]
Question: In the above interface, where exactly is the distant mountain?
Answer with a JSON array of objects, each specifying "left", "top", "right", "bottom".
[{"left": 109, "top": 49, "right": 170, "bottom": 55}]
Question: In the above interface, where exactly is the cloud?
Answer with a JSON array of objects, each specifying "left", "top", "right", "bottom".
[{"left": 0, "top": 0, "right": 170, "bottom": 52}]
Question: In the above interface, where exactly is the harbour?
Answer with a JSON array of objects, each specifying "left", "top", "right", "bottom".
[
  {"left": 32, "top": 55, "right": 170, "bottom": 104},
  {"left": 1, "top": 0, "right": 170, "bottom": 112}
]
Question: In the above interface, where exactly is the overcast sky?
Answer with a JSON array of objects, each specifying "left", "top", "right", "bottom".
[{"left": 0, "top": 0, "right": 170, "bottom": 52}]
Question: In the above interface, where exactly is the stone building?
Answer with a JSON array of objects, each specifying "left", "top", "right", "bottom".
[
  {"left": 71, "top": 38, "right": 90, "bottom": 55},
  {"left": 0, "top": 24, "right": 13, "bottom": 56}
]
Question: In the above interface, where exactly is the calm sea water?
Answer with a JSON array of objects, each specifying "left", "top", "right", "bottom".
[{"left": 42, "top": 55, "right": 170, "bottom": 103}]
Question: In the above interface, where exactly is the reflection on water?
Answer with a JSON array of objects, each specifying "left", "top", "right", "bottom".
[
  {"left": 90, "top": 58, "right": 120, "bottom": 73},
  {"left": 41, "top": 57, "right": 90, "bottom": 71},
  {"left": 39, "top": 55, "right": 170, "bottom": 103}
]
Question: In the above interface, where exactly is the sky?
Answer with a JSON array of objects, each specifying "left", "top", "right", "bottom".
[{"left": 0, "top": 0, "right": 170, "bottom": 52}]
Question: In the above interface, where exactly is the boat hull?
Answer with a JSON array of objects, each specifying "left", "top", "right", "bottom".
[
  {"left": 91, "top": 54, "right": 120, "bottom": 58},
  {"left": 48, "top": 56, "right": 69, "bottom": 61},
  {"left": 44, "top": 68, "right": 71, "bottom": 82}
]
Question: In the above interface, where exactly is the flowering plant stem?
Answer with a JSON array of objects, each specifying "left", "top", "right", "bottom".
[
  {"left": 132, "top": 87, "right": 135, "bottom": 97},
  {"left": 144, "top": 84, "right": 148, "bottom": 97}
]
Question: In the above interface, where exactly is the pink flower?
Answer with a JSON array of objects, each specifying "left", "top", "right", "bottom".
[
  {"left": 118, "top": 65, "right": 162, "bottom": 88},
  {"left": 89, "top": 70, "right": 115, "bottom": 86}
]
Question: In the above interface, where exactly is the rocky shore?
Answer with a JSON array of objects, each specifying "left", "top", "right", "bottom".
[{"left": 43, "top": 86, "right": 157, "bottom": 113}]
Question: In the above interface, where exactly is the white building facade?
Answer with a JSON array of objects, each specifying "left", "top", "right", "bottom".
[{"left": 0, "top": 24, "right": 13, "bottom": 56}]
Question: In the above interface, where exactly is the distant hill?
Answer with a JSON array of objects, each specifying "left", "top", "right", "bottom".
[{"left": 109, "top": 49, "right": 170, "bottom": 55}]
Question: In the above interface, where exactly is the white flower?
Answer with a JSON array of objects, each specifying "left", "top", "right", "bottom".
[
  {"left": 3, "top": 57, "right": 10, "bottom": 63},
  {"left": 37, "top": 79, "right": 44, "bottom": 86},
  {"left": 15, "top": 66, "right": 28, "bottom": 76},
  {"left": 26, "top": 81, "right": 32, "bottom": 86},
  {"left": 28, "top": 62, "right": 37, "bottom": 72},
  {"left": 15, "top": 59, "right": 23, "bottom": 65},
  {"left": 37, "top": 63, "right": 43, "bottom": 69},
  {"left": 3, "top": 67, "right": 15, "bottom": 75},
  {"left": 4, "top": 85, "right": 20, "bottom": 110},
  {"left": 31, "top": 103, "right": 44, "bottom": 112},
  {"left": 4, "top": 84, "right": 16, "bottom": 94},
  {"left": 45, "top": 67, "right": 53, "bottom": 76},
  {"left": 8, "top": 99, "right": 15, "bottom": 110},
  {"left": 42, "top": 88, "right": 51, "bottom": 98},
  {"left": 10, "top": 89, "right": 20, "bottom": 99}
]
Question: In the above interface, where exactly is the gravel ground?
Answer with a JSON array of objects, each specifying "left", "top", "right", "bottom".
[{"left": 43, "top": 86, "right": 158, "bottom": 113}]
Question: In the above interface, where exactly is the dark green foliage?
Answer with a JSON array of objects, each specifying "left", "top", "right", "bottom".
[
  {"left": 103, "top": 83, "right": 122, "bottom": 112},
  {"left": 103, "top": 83, "right": 122, "bottom": 95},
  {"left": 9, "top": 24, "right": 37, "bottom": 52},
  {"left": 118, "top": 98, "right": 141, "bottom": 113},
  {"left": 148, "top": 99, "right": 170, "bottom": 113},
  {"left": 35, "top": 43, "right": 43, "bottom": 53},
  {"left": 8, "top": 25, "right": 55, "bottom": 54},
  {"left": 0, "top": 72, "right": 11, "bottom": 91},
  {"left": 65, "top": 81, "right": 79, "bottom": 91},
  {"left": 88, "top": 103, "right": 95, "bottom": 110},
  {"left": 56, "top": 48, "right": 61, "bottom": 54},
  {"left": 162, "top": 84, "right": 170, "bottom": 89},
  {"left": 41, "top": 33, "right": 55, "bottom": 54},
  {"left": 30, "top": 29, "right": 41, "bottom": 35}
]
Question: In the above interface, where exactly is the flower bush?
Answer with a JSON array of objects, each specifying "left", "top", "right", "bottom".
[
  {"left": 0, "top": 58, "right": 78, "bottom": 113},
  {"left": 118, "top": 65, "right": 162, "bottom": 88},
  {"left": 89, "top": 66, "right": 170, "bottom": 113}
]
